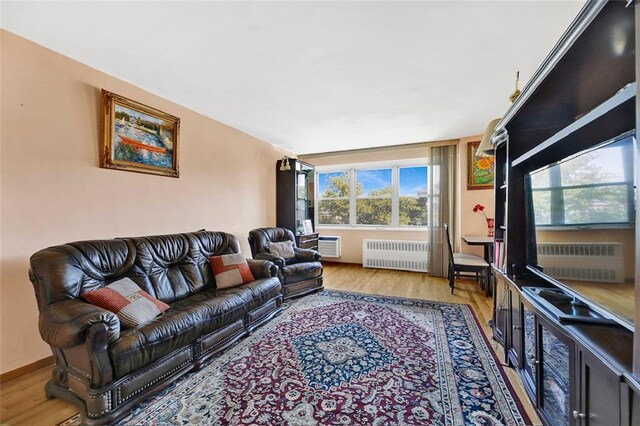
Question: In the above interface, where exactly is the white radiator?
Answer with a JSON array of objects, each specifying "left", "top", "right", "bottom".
[
  {"left": 318, "top": 236, "right": 341, "bottom": 258},
  {"left": 363, "top": 239, "right": 428, "bottom": 272},
  {"left": 537, "top": 242, "right": 624, "bottom": 283}
]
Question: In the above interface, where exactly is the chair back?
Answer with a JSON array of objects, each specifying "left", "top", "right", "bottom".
[
  {"left": 443, "top": 223, "right": 454, "bottom": 265},
  {"left": 248, "top": 227, "right": 297, "bottom": 257}
]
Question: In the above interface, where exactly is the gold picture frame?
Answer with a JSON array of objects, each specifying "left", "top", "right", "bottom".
[
  {"left": 467, "top": 141, "right": 494, "bottom": 190},
  {"left": 101, "top": 90, "right": 180, "bottom": 177}
]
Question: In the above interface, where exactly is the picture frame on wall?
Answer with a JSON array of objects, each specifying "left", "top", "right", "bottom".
[
  {"left": 101, "top": 90, "right": 180, "bottom": 177},
  {"left": 467, "top": 141, "right": 494, "bottom": 190}
]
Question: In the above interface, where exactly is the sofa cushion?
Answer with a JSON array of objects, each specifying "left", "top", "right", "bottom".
[
  {"left": 110, "top": 287, "right": 249, "bottom": 377},
  {"left": 217, "top": 277, "right": 282, "bottom": 311},
  {"left": 210, "top": 254, "right": 255, "bottom": 289},
  {"left": 268, "top": 241, "right": 295, "bottom": 259},
  {"left": 81, "top": 278, "right": 169, "bottom": 328},
  {"left": 281, "top": 261, "right": 323, "bottom": 285},
  {"left": 109, "top": 277, "right": 281, "bottom": 378}
]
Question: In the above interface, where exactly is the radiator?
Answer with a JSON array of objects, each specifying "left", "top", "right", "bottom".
[
  {"left": 537, "top": 242, "right": 624, "bottom": 283},
  {"left": 318, "top": 236, "right": 341, "bottom": 258},
  {"left": 363, "top": 239, "right": 428, "bottom": 272}
]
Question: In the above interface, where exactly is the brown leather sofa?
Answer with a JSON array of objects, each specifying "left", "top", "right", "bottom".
[
  {"left": 248, "top": 227, "right": 323, "bottom": 299},
  {"left": 28, "top": 230, "right": 283, "bottom": 425}
]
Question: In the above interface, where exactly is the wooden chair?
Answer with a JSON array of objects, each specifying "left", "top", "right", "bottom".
[{"left": 444, "top": 223, "right": 490, "bottom": 296}]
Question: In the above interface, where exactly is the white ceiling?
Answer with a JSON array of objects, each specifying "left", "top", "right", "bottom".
[{"left": 1, "top": 1, "right": 585, "bottom": 155}]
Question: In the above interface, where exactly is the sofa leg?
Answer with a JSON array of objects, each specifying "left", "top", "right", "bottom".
[{"left": 45, "top": 381, "right": 56, "bottom": 400}]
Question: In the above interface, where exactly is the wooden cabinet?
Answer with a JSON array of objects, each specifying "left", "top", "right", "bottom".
[
  {"left": 489, "top": 1, "right": 640, "bottom": 424},
  {"left": 276, "top": 159, "right": 315, "bottom": 238},
  {"left": 297, "top": 233, "right": 318, "bottom": 251},
  {"left": 493, "top": 272, "right": 509, "bottom": 350},
  {"left": 521, "top": 300, "right": 538, "bottom": 404},
  {"left": 508, "top": 282, "right": 523, "bottom": 369},
  {"left": 537, "top": 316, "right": 574, "bottom": 426},
  {"left": 575, "top": 346, "right": 621, "bottom": 425}
]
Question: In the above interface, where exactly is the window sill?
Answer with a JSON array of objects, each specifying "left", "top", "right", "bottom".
[{"left": 316, "top": 226, "right": 429, "bottom": 232}]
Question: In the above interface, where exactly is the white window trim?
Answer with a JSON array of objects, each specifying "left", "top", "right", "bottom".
[{"left": 315, "top": 159, "right": 429, "bottom": 230}]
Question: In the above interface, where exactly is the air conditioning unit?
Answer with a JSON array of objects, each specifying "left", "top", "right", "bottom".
[{"left": 318, "top": 236, "right": 341, "bottom": 258}]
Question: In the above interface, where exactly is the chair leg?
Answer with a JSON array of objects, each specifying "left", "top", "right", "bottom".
[
  {"left": 485, "top": 267, "right": 490, "bottom": 298},
  {"left": 449, "top": 265, "right": 455, "bottom": 295}
]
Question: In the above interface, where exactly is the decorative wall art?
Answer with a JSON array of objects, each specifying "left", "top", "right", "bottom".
[
  {"left": 467, "top": 141, "right": 494, "bottom": 190},
  {"left": 101, "top": 90, "right": 180, "bottom": 177}
]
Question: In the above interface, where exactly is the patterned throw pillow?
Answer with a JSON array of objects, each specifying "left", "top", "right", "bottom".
[
  {"left": 81, "top": 278, "right": 169, "bottom": 328},
  {"left": 268, "top": 241, "right": 295, "bottom": 259},
  {"left": 209, "top": 253, "right": 255, "bottom": 289}
]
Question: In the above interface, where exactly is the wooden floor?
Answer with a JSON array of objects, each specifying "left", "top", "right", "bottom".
[{"left": 0, "top": 263, "right": 540, "bottom": 425}]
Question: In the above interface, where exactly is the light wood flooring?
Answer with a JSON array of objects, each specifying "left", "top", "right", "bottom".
[{"left": 0, "top": 263, "right": 540, "bottom": 425}]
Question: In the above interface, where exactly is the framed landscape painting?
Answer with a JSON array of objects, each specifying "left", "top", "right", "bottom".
[
  {"left": 101, "top": 90, "right": 180, "bottom": 177},
  {"left": 467, "top": 141, "right": 494, "bottom": 190}
]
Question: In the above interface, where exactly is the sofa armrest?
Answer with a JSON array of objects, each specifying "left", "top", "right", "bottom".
[
  {"left": 247, "top": 259, "right": 277, "bottom": 279},
  {"left": 294, "top": 247, "right": 321, "bottom": 261},
  {"left": 254, "top": 252, "right": 285, "bottom": 269},
  {"left": 39, "top": 299, "right": 120, "bottom": 349}
]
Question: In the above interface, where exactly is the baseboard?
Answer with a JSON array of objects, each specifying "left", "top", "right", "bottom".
[
  {"left": 0, "top": 356, "right": 54, "bottom": 383},
  {"left": 321, "top": 260, "right": 363, "bottom": 266}
]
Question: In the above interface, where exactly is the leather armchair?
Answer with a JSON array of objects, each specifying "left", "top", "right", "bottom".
[{"left": 248, "top": 227, "right": 323, "bottom": 299}]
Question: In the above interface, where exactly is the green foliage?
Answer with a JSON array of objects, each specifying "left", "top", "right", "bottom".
[
  {"left": 356, "top": 198, "right": 392, "bottom": 225},
  {"left": 400, "top": 193, "right": 428, "bottom": 226},
  {"left": 318, "top": 199, "right": 350, "bottom": 224}
]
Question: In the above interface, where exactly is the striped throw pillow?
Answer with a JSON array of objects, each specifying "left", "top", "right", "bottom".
[
  {"left": 82, "top": 278, "right": 169, "bottom": 328},
  {"left": 210, "top": 253, "right": 255, "bottom": 289}
]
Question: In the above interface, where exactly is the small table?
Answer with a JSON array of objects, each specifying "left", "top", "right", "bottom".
[
  {"left": 462, "top": 235, "right": 494, "bottom": 265},
  {"left": 462, "top": 235, "right": 494, "bottom": 297}
]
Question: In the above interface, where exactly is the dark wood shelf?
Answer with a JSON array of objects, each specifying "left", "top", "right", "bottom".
[{"left": 489, "top": 1, "right": 640, "bottom": 422}]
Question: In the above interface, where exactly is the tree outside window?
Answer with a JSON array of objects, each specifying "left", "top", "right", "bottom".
[
  {"left": 399, "top": 166, "right": 428, "bottom": 226},
  {"left": 356, "top": 169, "right": 392, "bottom": 225},
  {"left": 318, "top": 171, "right": 351, "bottom": 225}
]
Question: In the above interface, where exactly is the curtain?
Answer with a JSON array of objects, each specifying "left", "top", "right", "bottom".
[{"left": 427, "top": 144, "right": 457, "bottom": 277}]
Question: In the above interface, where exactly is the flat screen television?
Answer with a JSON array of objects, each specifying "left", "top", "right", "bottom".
[{"left": 524, "top": 130, "right": 636, "bottom": 330}]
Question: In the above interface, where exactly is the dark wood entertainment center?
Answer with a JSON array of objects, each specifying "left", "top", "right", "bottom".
[{"left": 489, "top": 1, "right": 640, "bottom": 424}]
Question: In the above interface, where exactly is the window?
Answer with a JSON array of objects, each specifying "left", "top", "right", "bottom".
[
  {"left": 317, "top": 171, "right": 350, "bottom": 225},
  {"left": 399, "top": 166, "right": 428, "bottom": 226},
  {"left": 356, "top": 169, "right": 392, "bottom": 225},
  {"left": 316, "top": 162, "right": 428, "bottom": 228}
]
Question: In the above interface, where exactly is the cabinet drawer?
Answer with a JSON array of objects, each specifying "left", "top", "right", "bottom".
[{"left": 298, "top": 233, "right": 318, "bottom": 250}]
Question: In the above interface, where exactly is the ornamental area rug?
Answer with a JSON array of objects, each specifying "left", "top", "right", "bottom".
[{"left": 62, "top": 290, "right": 530, "bottom": 426}]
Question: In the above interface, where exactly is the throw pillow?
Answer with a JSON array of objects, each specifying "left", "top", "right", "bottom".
[
  {"left": 210, "top": 253, "right": 255, "bottom": 289},
  {"left": 81, "top": 278, "right": 169, "bottom": 328},
  {"left": 268, "top": 241, "right": 295, "bottom": 258}
]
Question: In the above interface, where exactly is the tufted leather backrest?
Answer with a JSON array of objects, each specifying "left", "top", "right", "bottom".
[
  {"left": 248, "top": 227, "right": 297, "bottom": 258},
  {"left": 29, "top": 231, "right": 240, "bottom": 307}
]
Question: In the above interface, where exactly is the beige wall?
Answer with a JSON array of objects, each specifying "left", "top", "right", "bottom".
[
  {"left": 0, "top": 31, "right": 286, "bottom": 374},
  {"left": 456, "top": 136, "right": 495, "bottom": 258}
]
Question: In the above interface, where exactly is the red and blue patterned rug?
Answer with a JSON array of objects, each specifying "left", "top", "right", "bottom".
[{"left": 65, "top": 290, "right": 531, "bottom": 425}]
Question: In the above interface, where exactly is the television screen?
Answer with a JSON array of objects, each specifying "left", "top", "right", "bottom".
[{"left": 525, "top": 131, "right": 636, "bottom": 329}]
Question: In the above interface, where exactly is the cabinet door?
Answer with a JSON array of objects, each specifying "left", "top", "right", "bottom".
[
  {"left": 521, "top": 301, "right": 538, "bottom": 404},
  {"left": 575, "top": 348, "right": 621, "bottom": 425},
  {"left": 538, "top": 317, "right": 574, "bottom": 426},
  {"left": 508, "top": 286, "right": 523, "bottom": 369},
  {"left": 493, "top": 276, "right": 509, "bottom": 350}
]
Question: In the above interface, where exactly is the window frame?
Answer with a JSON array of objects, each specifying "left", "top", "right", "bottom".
[{"left": 315, "top": 159, "right": 429, "bottom": 231}]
